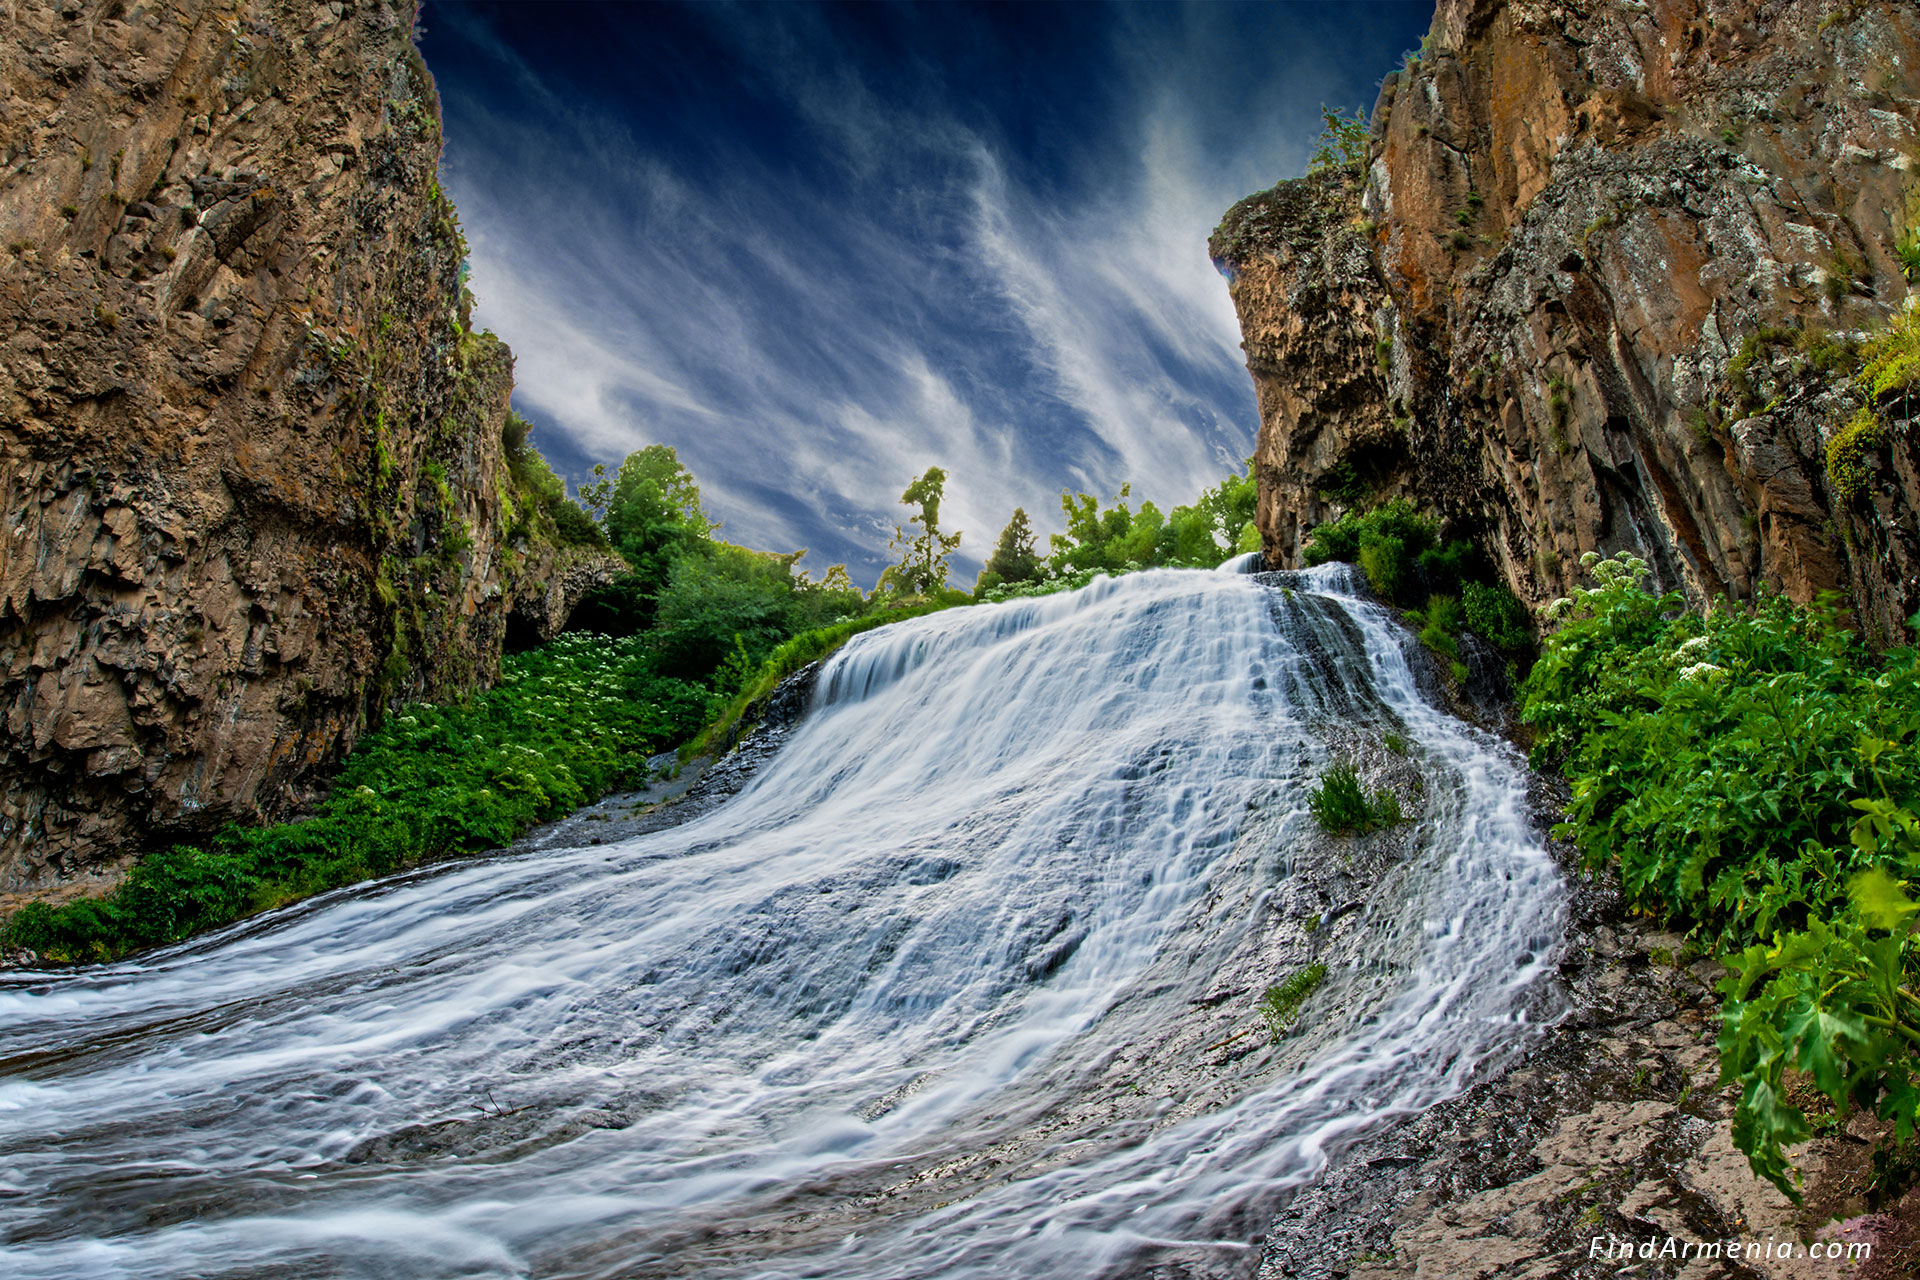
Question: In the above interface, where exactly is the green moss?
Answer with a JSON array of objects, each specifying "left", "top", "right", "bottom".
[{"left": 1826, "top": 405, "right": 1885, "bottom": 502}]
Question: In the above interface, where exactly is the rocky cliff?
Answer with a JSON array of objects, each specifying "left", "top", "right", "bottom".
[
  {"left": 0, "top": 0, "right": 615, "bottom": 894},
  {"left": 1213, "top": 0, "right": 1920, "bottom": 644}
]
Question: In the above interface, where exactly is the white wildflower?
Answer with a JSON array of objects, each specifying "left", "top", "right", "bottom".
[{"left": 1679, "top": 661, "right": 1727, "bottom": 682}]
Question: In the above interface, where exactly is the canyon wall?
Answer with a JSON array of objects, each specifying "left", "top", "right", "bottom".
[
  {"left": 0, "top": 0, "right": 614, "bottom": 893},
  {"left": 1214, "top": 0, "right": 1920, "bottom": 643}
]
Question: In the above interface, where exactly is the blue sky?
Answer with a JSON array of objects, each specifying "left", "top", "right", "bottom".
[{"left": 417, "top": 0, "right": 1431, "bottom": 584}]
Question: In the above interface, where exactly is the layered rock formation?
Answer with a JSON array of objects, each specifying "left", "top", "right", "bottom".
[
  {"left": 0, "top": 0, "right": 615, "bottom": 892},
  {"left": 1214, "top": 0, "right": 1920, "bottom": 643}
]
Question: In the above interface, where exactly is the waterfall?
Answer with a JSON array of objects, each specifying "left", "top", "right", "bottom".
[{"left": 0, "top": 566, "right": 1563, "bottom": 1279}]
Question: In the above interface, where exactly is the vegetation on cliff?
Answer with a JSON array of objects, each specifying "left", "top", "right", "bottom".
[
  {"left": 7, "top": 633, "right": 709, "bottom": 960},
  {"left": 1300, "top": 498, "right": 1535, "bottom": 671},
  {"left": 1525, "top": 551, "right": 1920, "bottom": 1203}
]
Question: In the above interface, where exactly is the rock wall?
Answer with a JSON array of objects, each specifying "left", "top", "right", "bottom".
[
  {"left": 1213, "top": 0, "right": 1920, "bottom": 644},
  {"left": 0, "top": 0, "right": 615, "bottom": 893}
]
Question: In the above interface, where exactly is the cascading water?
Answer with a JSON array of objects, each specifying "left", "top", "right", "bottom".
[{"left": 0, "top": 566, "right": 1564, "bottom": 1279}]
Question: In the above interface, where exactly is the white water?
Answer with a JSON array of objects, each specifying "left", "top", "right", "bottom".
[{"left": 0, "top": 567, "right": 1563, "bottom": 1279}]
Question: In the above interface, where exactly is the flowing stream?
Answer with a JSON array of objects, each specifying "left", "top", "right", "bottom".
[{"left": 0, "top": 566, "right": 1564, "bottom": 1279}]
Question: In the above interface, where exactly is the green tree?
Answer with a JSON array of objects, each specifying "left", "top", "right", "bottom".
[
  {"left": 575, "top": 445, "right": 719, "bottom": 634},
  {"left": 978, "top": 507, "right": 1044, "bottom": 593},
  {"left": 651, "top": 544, "right": 802, "bottom": 680},
  {"left": 877, "top": 467, "right": 962, "bottom": 596}
]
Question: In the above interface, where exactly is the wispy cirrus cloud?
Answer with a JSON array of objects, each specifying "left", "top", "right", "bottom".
[{"left": 420, "top": 0, "right": 1430, "bottom": 583}]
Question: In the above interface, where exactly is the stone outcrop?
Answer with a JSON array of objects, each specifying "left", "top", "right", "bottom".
[
  {"left": 0, "top": 0, "right": 616, "bottom": 892},
  {"left": 1213, "top": 0, "right": 1920, "bottom": 643}
]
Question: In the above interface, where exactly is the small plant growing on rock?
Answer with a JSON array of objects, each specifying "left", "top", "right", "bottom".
[
  {"left": 1546, "top": 373, "right": 1573, "bottom": 450},
  {"left": 1306, "top": 105, "right": 1370, "bottom": 178},
  {"left": 1826, "top": 405, "right": 1884, "bottom": 502},
  {"left": 1259, "top": 963, "right": 1330, "bottom": 1039},
  {"left": 1823, "top": 249, "right": 1861, "bottom": 303},
  {"left": 1309, "top": 762, "right": 1404, "bottom": 836}
]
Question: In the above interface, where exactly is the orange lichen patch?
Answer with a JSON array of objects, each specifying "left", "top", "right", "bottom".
[{"left": 1485, "top": 26, "right": 1572, "bottom": 215}]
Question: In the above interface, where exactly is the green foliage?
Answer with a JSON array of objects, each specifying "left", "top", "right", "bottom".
[
  {"left": 1897, "top": 224, "right": 1920, "bottom": 285},
  {"left": 1414, "top": 593, "right": 1464, "bottom": 660},
  {"left": 1260, "top": 963, "right": 1330, "bottom": 1039},
  {"left": 1859, "top": 301, "right": 1920, "bottom": 406},
  {"left": 603, "top": 445, "right": 718, "bottom": 605},
  {"left": 1032, "top": 460, "right": 1258, "bottom": 581},
  {"left": 1820, "top": 304, "right": 1920, "bottom": 505},
  {"left": 501, "top": 416, "right": 605, "bottom": 550},
  {"left": 1306, "top": 105, "right": 1369, "bottom": 178},
  {"left": 1462, "top": 581, "right": 1535, "bottom": 653},
  {"left": 980, "top": 506, "right": 1044, "bottom": 591},
  {"left": 1522, "top": 552, "right": 1920, "bottom": 1199},
  {"left": 1309, "top": 762, "right": 1405, "bottom": 836},
  {"left": 1827, "top": 405, "right": 1886, "bottom": 503},
  {"left": 651, "top": 543, "right": 815, "bottom": 680},
  {"left": 1300, "top": 498, "right": 1484, "bottom": 611},
  {"left": 877, "top": 466, "right": 963, "bottom": 596},
  {"left": 6, "top": 635, "right": 711, "bottom": 962}
]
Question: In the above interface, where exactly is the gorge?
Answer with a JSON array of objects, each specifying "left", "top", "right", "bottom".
[{"left": 3, "top": 0, "right": 1919, "bottom": 1275}]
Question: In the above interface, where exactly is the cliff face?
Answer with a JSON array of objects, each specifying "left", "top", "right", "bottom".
[
  {"left": 1214, "top": 0, "right": 1920, "bottom": 643},
  {"left": 0, "top": 0, "right": 614, "bottom": 893}
]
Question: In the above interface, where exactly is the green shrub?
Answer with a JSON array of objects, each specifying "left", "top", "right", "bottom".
[
  {"left": 1260, "top": 963, "right": 1330, "bottom": 1039},
  {"left": 1357, "top": 532, "right": 1407, "bottom": 601},
  {"left": 1523, "top": 551, "right": 1920, "bottom": 1200},
  {"left": 1302, "top": 499, "right": 1488, "bottom": 612},
  {"left": 1462, "top": 581, "right": 1534, "bottom": 653},
  {"left": 1308, "top": 762, "right": 1404, "bottom": 836},
  {"left": 1415, "top": 593, "right": 1463, "bottom": 660}
]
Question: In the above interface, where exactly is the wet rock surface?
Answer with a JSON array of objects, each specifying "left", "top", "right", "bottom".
[{"left": 1253, "top": 798, "right": 1910, "bottom": 1280}]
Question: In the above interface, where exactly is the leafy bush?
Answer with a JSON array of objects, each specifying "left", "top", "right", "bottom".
[
  {"left": 1409, "top": 593, "right": 1463, "bottom": 661},
  {"left": 6, "top": 635, "right": 710, "bottom": 961},
  {"left": 1308, "top": 762, "right": 1404, "bottom": 836},
  {"left": 1523, "top": 551, "right": 1920, "bottom": 1200},
  {"left": 1462, "top": 581, "right": 1534, "bottom": 653},
  {"left": 1302, "top": 498, "right": 1485, "bottom": 612},
  {"left": 1306, "top": 105, "right": 1369, "bottom": 177}
]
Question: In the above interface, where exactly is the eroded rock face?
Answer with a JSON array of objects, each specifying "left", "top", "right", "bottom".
[
  {"left": 0, "top": 0, "right": 615, "bottom": 891},
  {"left": 1214, "top": 0, "right": 1920, "bottom": 642}
]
